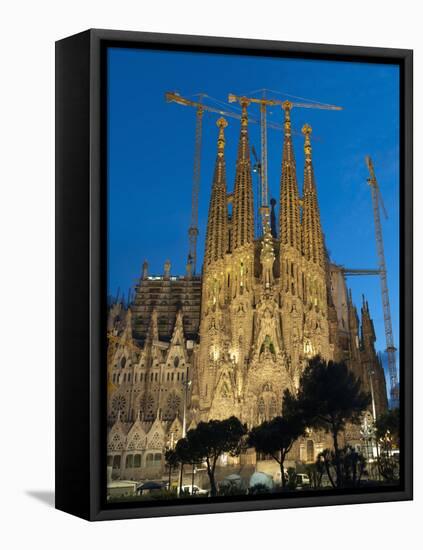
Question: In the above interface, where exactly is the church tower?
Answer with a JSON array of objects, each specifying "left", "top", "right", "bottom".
[
  {"left": 279, "top": 102, "right": 304, "bottom": 381},
  {"left": 360, "top": 296, "right": 388, "bottom": 416},
  {"left": 204, "top": 118, "right": 228, "bottom": 269},
  {"left": 300, "top": 123, "right": 330, "bottom": 360},
  {"left": 198, "top": 118, "right": 230, "bottom": 413},
  {"left": 227, "top": 99, "right": 255, "bottom": 372}
]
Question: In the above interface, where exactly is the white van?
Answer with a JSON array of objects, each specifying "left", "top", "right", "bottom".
[{"left": 295, "top": 473, "right": 311, "bottom": 487}]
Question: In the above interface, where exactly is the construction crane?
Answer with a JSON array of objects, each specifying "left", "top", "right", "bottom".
[
  {"left": 165, "top": 91, "right": 262, "bottom": 275},
  {"left": 228, "top": 93, "right": 342, "bottom": 230},
  {"left": 331, "top": 266, "right": 381, "bottom": 277},
  {"left": 365, "top": 156, "right": 399, "bottom": 408},
  {"left": 251, "top": 145, "right": 263, "bottom": 237}
]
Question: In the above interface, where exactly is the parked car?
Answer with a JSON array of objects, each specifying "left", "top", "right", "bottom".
[
  {"left": 178, "top": 485, "right": 208, "bottom": 496},
  {"left": 295, "top": 473, "right": 311, "bottom": 488},
  {"left": 136, "top": 480, "right": 167, "bottom": 495}
]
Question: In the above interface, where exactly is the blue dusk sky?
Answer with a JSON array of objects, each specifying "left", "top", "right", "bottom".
[{"left": 107, "top": 47, "right": 400, "bottom": 379}]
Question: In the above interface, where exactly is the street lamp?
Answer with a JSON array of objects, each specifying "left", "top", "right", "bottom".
[
  {"left": 182, "top": 376, "right": 192, "bottom": 439},
  {"left": 179, "top": 368, "right": 192, "bottom": 495}
]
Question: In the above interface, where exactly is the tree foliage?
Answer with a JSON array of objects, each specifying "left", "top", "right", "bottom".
[
  {"left": 180, "top": 416, "right": 247, "bottom": 497},
  {"left": 292, "top": 356, "right": 371, "bottom": 487},
  {"left": 248, "top": 410, "right": 305, "bottom": 488},
  {"left": 164, "top": 448, "right": 180, "bottom": 489},
  {"left": 296, "top": 356, "right": 371, "bottom": 435},
  {"left": 317, "top": 446, "right": 366, "bottom": 488}
]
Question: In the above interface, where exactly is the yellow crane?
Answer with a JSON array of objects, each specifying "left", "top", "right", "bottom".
[
  {"left": 228, "top": 93, "right": 342, "bottom": 230},
  {"left": 166, "top": 91, "right": 258, "bottom": 275},
  {"left": 365, "top": 156, "right": 399, "bottom": 408},
  {"left": 166, "top": 91, "right": 289, "bottom": 273}
]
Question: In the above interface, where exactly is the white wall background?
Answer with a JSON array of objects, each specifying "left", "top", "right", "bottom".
[{"left": 0, "top": 0, "right": 420, "bottom": 547}]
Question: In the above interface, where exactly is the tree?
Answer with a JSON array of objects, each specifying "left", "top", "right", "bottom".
[
  {"left": 294, "top": 356, "right": 371, "bottom": 488},
  {"left": 317, "top": 446, "right": 366, "bottom": 488},
  {"left": 306, "top": 459, "right": 325, "bottom": 489},
  {"left": 183, "top": 416, "right": 247, "bottom": 497},
  {"left": 248, "top": 414, "right": 305, "bottom": 489},
  {"left": 174, "top": 437, "right": 203, "bottom": 495},
  {"left": 164, "top": 449, "right": 180, "bottom": 490}
]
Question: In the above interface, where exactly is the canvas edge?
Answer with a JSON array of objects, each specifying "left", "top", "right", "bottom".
[{"left": 55, "top": 28, "right": 413, "bottom": 522}]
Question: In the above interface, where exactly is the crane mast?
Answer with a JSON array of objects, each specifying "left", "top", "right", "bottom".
[
  {"left": 260, "top": 102, "right": 269, "bottom": 214},
  {"left": 166, "top": 91, "right": 240, "bottom": 275},
  {"left": 365, "top": 156, "right": 399, "bottom": 408},
  {"left": 187, "top": 105, "right": 203, "bottom": 275}
]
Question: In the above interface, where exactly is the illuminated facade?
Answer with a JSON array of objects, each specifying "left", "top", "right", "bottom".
[{"left": 106, "top": 105, "right": 388, "bottom": 481}]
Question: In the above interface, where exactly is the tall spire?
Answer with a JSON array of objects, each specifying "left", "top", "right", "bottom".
[
  {"left": 361, "top": 295, "right": 376, "bottom": 350},
  {"left": 232, "top": 99, "right": 254, "bottom": 250},
  {"left": 146, "top": 309, "right": 158, "bottom": 343},
  {"left": 279, "top": 101, "right": 301, "bottom": 253},
  {"left": 301, "top": 124, "right": 325, "bottom": 268},
  {"left": 204, "top": 118, "right": 228, "bottom": 267}
]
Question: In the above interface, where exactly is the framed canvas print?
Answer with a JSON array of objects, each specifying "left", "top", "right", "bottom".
[{"left": 55, "top": 29, "right": 413, "bottom": 521}]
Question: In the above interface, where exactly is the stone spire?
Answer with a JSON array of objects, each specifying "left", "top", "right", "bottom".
[
  {"left": 361, "top": 295, "right": 376, "bottom": 351},
  {"left": 146, "top": 308, "right": 159, "bottom": 343},
  {"left": 231, "top": 99, "right": 254, "bottom": 250},
  {"left": 279, "top": 101, "right": 301, "bottom": 254},
  {"left": 347, "top": 289, "right": 360, "bottom": 356},
  {"left": 204, "top": 118, "right": 228, "bottom": 267},
  {"left": 123, "top": 307, "right": 133, "bottom": 341},
  {"left": 142, "top": 259, "right": 148, "bottom": 279},
  {"left": 301, "top": 124, "right": 325, "bottom": 268},
  {"left": 348, "top": 289, "right": 359, "bottom": 332}
]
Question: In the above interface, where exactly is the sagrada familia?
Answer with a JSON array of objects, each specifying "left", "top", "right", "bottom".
[{"left": 107, "top": 100, "right": 388, "bottom": 482}]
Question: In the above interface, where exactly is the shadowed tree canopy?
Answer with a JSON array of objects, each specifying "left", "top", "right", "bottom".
[
  {"left": 182, "top": 416, "right": 247, "bottom": 497},
  {"left": 288, "top": 356, "right": 371, "bottom": 487},
  {"left": 164, "top": 448, "right": 180, "bottom": 488},
  {"left": 294, "top": 356, "right": 371, "bottom": 438},
  {"left": 248, "top": 414, "right": 305, "bottom": 488},
  {"left": 174, "top": 436, "right": 203, "bottom": 466}
]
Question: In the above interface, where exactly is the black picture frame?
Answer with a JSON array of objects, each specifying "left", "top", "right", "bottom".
[{"left": 55, "top": 28, "right": 413, "bottom": 521}]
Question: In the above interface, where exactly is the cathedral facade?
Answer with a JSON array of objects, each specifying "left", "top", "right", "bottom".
[{"left": 107, "top": 101, "right": 387, "bottom": 482}]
